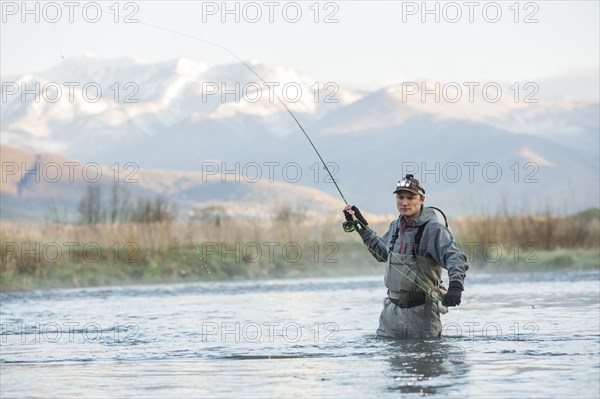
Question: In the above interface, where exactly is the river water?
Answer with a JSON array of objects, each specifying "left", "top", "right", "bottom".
[{"left": 1, "top": 270, "right": 599, "bottom": 398}]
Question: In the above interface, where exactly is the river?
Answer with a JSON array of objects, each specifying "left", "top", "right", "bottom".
[{"left": 1, "top": 270, "right": 599, "bottom": 398}]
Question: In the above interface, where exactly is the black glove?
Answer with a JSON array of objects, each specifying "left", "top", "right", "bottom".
[
  {"left": 442, "top": 281, "right": 463, "bottom": 307},
  {"left": 351, "top": 206, "right": 368, "bottom": 227},
  {"left": 343, "top": 206, "right": 368, "bottom": 232}
]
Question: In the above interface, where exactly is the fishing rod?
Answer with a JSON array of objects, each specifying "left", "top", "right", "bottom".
[
  {"left": 92, "top": 10, "right": 349, "bottom": 205},
  {"left": 60, "top": 7, "right": 440, "bottom": 301}
]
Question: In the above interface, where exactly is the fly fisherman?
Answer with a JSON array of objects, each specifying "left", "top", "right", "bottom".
[{"left": 343, "top": 174, "right": 468, "bottom": 339}]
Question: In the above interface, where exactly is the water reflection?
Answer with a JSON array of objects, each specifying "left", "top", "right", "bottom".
[{"left": 384, "top": 339, "right": 468, "bottom": 395}]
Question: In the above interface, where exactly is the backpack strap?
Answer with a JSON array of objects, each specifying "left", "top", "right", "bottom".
[
  {"left": 428, "top": 206, "right": 448, "bottom": 227},
  {"left": 388, "top": 219, "right": 430, "bottom": 260},
  {"left": 388, "top": 207, "right": 448, "bottom": 259},
  {"left": 388, "top": 217, "right": 401, "bottom": 254},
  {"left": 412, "top": 221, "right": 430, "bottom": 260}
]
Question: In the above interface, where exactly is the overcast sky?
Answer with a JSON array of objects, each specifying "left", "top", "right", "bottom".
[{"left": 1, "top": 1, "right": 599, "bottom": 89}]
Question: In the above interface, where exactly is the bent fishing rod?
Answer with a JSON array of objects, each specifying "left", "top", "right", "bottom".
[
  {"left": 70, "top": 8, "right": 439, "bottom": 300},
  {"left": 85, "top": 9, "right": 348, "bottom": 205}
]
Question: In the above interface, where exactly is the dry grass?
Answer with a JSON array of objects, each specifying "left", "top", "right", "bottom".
[
  {"left": 2, "top": 210, "right": 598, "bottom": 262},
  {"left": 451, "top": 212, "right": 600, "bottom": 250},
  {"left": 1, "top": 209, "right": 598, "bottom": 290}
]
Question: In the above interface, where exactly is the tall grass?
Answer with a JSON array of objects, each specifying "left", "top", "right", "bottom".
[
  {"left": 451, "top": 211, "right": 600, "bottom": 250},
  {"left": 1, "top": 208, "right": 598, "bottom": 290}
]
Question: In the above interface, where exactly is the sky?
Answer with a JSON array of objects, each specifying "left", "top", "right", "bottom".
[{"left": 1, "top": 1, "right": 599, "bottom": 89}]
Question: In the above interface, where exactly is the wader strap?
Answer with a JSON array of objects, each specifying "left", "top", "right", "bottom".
[{"left": 388, "top": 219, "right": 430, "bottom": 259}]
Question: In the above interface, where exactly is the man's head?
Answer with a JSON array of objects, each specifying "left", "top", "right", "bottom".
[{"left": 393, "top": 174, "right": 425, "bottom": 219}]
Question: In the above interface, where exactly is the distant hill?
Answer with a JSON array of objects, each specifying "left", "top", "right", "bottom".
[{"left": 0, "top": 144, "right": 344, "bottom": 222}]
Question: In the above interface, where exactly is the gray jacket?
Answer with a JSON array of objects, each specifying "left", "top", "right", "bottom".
[{"left": 357, "top": 206, "right": 468, "bottom": 286}]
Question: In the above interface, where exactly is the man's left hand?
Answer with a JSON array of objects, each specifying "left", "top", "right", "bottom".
[{"left": 442, "top": 281, "right": 463, "bottom": 307}]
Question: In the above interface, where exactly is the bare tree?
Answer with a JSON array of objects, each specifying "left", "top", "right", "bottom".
[
  {"left": 131, "top": 195, "right": 177, "bottom": 224},
  {"left": 108, "top": 184, "right": 132, "bottom": 224},
  {"left": 78, "top": 185, "right": 103, "bottom": 224}
]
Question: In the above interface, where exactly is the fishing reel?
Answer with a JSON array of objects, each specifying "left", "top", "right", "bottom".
[{"left": 343, "top": 206, "right": 369, "bottom": 233}]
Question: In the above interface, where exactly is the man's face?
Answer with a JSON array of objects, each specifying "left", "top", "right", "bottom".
[{"left": 396, "top": 191, "right": 424, "bottom": 219}]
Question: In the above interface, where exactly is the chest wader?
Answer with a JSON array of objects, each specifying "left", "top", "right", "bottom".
[{"left": 378, "top": 221, "right": 443, "bottom": 339}]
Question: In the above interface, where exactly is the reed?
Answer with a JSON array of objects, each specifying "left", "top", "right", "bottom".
[
  {"left": 451, "top": 211, "right": 600, "bottom": 250},
  {"left": 1, "top": 208, "right": 598, "bottom": 291}
]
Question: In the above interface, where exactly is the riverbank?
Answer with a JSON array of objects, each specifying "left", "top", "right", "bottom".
[
  {"left": 1, "top": 242, "right": 598, "bottom": 291},
  {"left": 2, "top": 211, "right": 598, "bottom": 291},
  {"left": 0, "top": 241, "right": 372, "bottom": 291}
]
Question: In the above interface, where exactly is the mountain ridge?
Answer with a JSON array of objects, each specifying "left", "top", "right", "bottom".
[{"left": 1, "top": 56, "right": 598, "bottom": 216}]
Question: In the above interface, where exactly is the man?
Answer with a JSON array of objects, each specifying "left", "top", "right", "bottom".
[{"left": 343, "top": 174, "right": 468, "bottom": 339}]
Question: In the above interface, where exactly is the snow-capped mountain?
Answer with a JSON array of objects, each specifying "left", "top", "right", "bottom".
[{"left": 1, "top": 56, "right": 598, "bottom": 217}]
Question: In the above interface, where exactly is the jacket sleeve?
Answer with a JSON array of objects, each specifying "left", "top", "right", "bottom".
[
  {"left": 356, "top": 222, "right": 395, "bottom": 262},
  {"left": 423, "top": 223, "right": 469, "bottom": 286}
]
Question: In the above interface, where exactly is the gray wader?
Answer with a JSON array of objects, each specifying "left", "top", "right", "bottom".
[{"left": 377, "top": 223, "right": 444, "bottom": 339}]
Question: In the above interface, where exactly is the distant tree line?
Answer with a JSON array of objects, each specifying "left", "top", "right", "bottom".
[{"left": 78, "top": 184, "right": 178, "bottom": 224}]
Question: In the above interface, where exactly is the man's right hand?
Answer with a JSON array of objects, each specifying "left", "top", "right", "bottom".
[
  {"left": 350, "top": 206, "right": 368, "bottom": 226},
  {"left": 343, "top": 205, "right": 358, "bottom": 232},
  {"left": 343, "top": 205, "right": 355, "bottom": 217},
  {"left": 342, "top": 205, "right": 368, "bottom": 232}
]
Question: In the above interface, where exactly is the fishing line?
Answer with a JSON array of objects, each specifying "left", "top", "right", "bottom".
[
  {"left": 345, "top": 209, "right": 445, "bottom": 302},
  {"left": 363, "top": 223, "right": 444, "bottom": 302},
  {"left": 93, "top": 6, "right": 348, "bottom": 205},
  {"left": 52, "top": 23, "right": 65, "bottom": 60},
  {"left": 58, "top": 6, "right": 442, "bottom": 295},
  {"left": 186, "top": 231, "right": 213, "bottom": 275}
]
